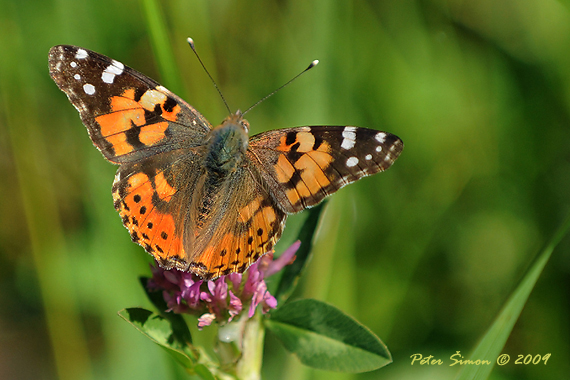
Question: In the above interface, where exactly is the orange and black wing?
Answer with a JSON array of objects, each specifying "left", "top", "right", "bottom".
[
  {"left": 48, "top": 45, "right": 211, "bottom": 164},
  {"left": 247, "top": 126, "right": 403, "bottom": 213}
]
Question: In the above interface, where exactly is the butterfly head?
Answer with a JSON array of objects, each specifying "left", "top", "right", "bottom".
[{"left": 205, "top": 112, "right": 250, "bottom": 173}]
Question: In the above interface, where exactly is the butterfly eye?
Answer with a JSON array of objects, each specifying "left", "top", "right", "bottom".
[{"left": 241, "top": 119, "right": 250, "bottom": 133}]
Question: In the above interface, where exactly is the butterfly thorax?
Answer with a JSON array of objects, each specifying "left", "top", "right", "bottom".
[{"left": 204, "top": 113, "right": 249, "bottom": 175}]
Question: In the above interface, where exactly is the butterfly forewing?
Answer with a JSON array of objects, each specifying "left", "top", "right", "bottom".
[
  {"left": 48, "top": 45, "right": 211, "bottom": 164},
  {"left": 248, "top": 126, "right": 403, "bottom": 213}
]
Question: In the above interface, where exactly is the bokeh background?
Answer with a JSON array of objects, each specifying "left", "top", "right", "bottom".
[{"left": 1, "top": 0, "right": 569, "bottom": 379}]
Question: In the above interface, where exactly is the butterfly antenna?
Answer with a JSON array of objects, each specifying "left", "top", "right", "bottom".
[
  {"left": 242, "top": 59, "right": 319, "bottom": 116},
  {"left": 187, "top": 37, "right": 232, "bottom": 114}
]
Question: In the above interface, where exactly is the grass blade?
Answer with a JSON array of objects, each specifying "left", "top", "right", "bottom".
[{"left": 455, "top": 214, "right": 570, "bottom": 380}]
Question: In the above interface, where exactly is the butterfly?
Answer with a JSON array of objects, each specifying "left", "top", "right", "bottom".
[{"left": 48, "top": 44, "right": 403, "bottom": 280}]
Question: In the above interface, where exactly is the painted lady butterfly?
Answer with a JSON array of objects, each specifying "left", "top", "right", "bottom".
[{"left": 48, "top": 45, "right": 403, "bottom": 280}]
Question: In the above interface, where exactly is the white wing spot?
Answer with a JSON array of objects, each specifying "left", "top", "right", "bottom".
[
  {"left": 74, "top": 74, "right": 81, "bottom": 81},
  {"left": 346, "top": 156, "right": 359, "bottom": 167},
  {"left": 341, "top": 127, "right": 357, "bottom": 150},
  {"left": 70, "top": 61, "right": 77, "bottom": 68},
  {"left": 101, "top": 60, "right": 125, "bottom": 84},
  {"left": 111, "top": 60, "right": 124, "bottom": 74},
  {"left": 375, "top": 132, "right": 386, "bottom": 143},
  {"left": 365, "top": 154, "right": 372, "bottom": 160},
  {"left": 55, "top": 61, "right": 62, "bottom": 71},
  {"left": 75, "top": 49, "right": 88, "bottom": 60},
  {"left": 376, "top": 146, "right": 383, "bottom": 152},
  {"left": 384, "top": 153, "right": 392, "bottom": 162},
  {"left": 83, "top": 83, "right": 96, "bottom": 95},
  {"left": 101, "top": 71, "right": 114, "bottom": 84}
]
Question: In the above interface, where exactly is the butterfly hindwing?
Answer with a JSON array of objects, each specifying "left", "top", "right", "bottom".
[
  {"left": 248, "top": 126, "right": 403, "bottom": 213},
  {"left": 181, "top": 164, "right": 287, "bottom": 279},
  {"left": 111, "top": 144, "right": 209, "bottom": 271},
  {"left": 48, "top": 45, "right": 212, "bottom": 164}
]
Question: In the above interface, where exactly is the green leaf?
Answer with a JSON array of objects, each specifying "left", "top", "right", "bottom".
[
  {"left": 274, "top": 202, "right": 327, "bottom": 303},
  {"left": 454, "top": 214, "right": 570, "bottom": 380},
  {"left": 265, "top": 298, "right": 391, "bottom": 372},
  {"left": 118, "top": 308, "right": 198, "bottom": 370}
]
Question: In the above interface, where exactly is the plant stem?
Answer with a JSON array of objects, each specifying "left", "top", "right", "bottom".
[{"left": 235, "top": 312, "right": 265, "bottom": 380}]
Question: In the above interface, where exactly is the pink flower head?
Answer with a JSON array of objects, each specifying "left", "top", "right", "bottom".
[{"left": 147, "top": 241, "right": 301, "bottom": 329}]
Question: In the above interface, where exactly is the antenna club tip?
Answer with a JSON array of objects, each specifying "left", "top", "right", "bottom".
[
  {"left": 187, "top": 37, "right": 195, "bottom": 48},
  {"left": 308, "top": 59, "right": 319, "bottom": 70}
]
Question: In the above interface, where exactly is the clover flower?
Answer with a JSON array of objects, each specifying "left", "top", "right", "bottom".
[{"left": 147, "top": 241, "right": 301, "bottom": 329}]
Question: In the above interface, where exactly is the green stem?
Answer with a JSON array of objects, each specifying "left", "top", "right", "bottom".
[
  {"left": 235, "top": 313, "right": 265, "bottom": 380},
  {"left": 214, "top": 312, "right": 265, "bottom": 379}
]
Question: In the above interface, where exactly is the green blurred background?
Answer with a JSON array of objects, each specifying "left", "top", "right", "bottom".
[{"left": 1, "top": 0, "right": 569, "bottom": 379}]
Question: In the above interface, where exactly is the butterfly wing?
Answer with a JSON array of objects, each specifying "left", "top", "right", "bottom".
[
  {"left": 48, "top": 45, "right": 211, "bottom": 164},
  {"left": 181, "top": 164, "right": 287, "bottom": 279},
  {"left": 111, "top": 147, "right": 208, "bottom": 271},
  {"left": 247, "top": 126, "right": 403, "bottom": 213},
  {"left": 49, "top": 45, "right": 212, "bottom": 270}
]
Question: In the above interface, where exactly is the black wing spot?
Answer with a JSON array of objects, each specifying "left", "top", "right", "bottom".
[
  {"left": 140, "top": 206, "right": 147, "bottom": 214},
  {"left": 134, "top": 87, "right": 146, "bottom": 102},
  {"left": 133, "top": 194, "right": 141, "bottom": 203},
  {"left": 313, "top": 134, "right": 323, "bottom": 150},
  {"left": 147, "top": 222, "right": 153, "bottom": 229},
  {"left": 238, "top": 263, "right": 248, "bottom": 273},
  {"left": 163, "top": 96, "right": 177, "bottom": 112},
  {"left": 257, "top": 228, "right": 263, "bottom": 236},
  {"left": 291, "top": 142, "right": 300, "bottom": 153},
  {"left": 220, "top": 249, "right": 227, "bottom": 257},
  {"left": 125, "top": 121, "right": 145, "bottom": 150},
  {"left": 161, "top": 231, "right": 168, "bottom": 240},
  {"left": 248, "top": 236, "right": 253, "bottom": 244},
  {"left": 285, "top": 131, "right": 297, "bottom": 146}
]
